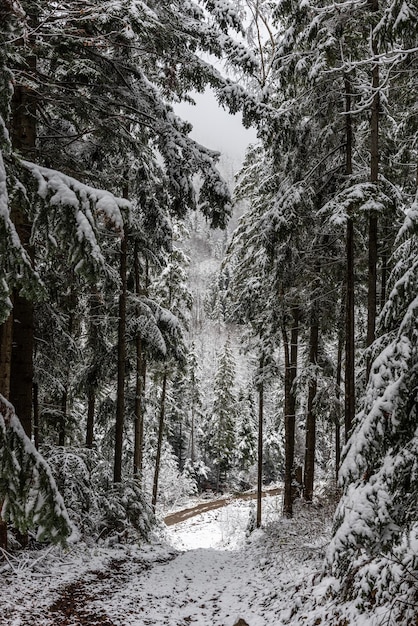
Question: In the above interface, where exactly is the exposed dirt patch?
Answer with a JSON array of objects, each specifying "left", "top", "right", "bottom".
[
  {"left": 164, "top": 487, "right": 282, "bottom": 526},
  {"left": 49, "top": 578, "right": 117, "bottom": 625},
  {"left": 42, "top": 555, "right": 174, "bottom": 625}
]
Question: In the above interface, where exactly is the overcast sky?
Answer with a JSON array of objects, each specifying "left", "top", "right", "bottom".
[{"left": 175, "top": 88, "right": 257, "bottom": 174}]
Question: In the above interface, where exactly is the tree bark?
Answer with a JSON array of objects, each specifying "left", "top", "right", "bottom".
[
  {"left": 85, "top": 287, "right": 102, "bottom": 449},
  {"left": 345, "top": 217, "right": 355, "bottom": 441},
  {"left": 283, "top": 306, "right": 299, "bottom": 518},
  {"left": 335, "top": 320, "right": 343, "bottom": 482},
  {"left": 133, "top": 335, "right": 145, "bottom": 477},
  {"left": 133, "top": 244, "right": 145, "bottom": 478},
  {"left": 0, "top": 518, "right": 7, "bottom": 551},
  {"left": 366, "top": 2, "right": 380, "bottom": 372},
  {"left": 303, "top": 314, "right": 319, "bottom": 502},
  {"left": 190, "top": 404, "right": 196, "bottom": 464},
  {"left": 58, "top": 388, "right": 67, "bottom": 446},
  {"left": 113, "top": 233, "right": 127, "bottom": 483},
  {"left": 85, "top": 382, "right": 95, "bottom": 449},
  {"left": 0, "top": 312, "right": 13, "bottom": 399},
  {"left": 6, "top": 48, "right": 38, "bottom": 437},
  {"left": 344, "top": 73, "right": 356, "bottom": 441},
  {"left": 33, "top": 381, "right": 39, "bottom": 449},
  {"left": 152, "top": 370, "right": 167, "bottom": 510},
  {"left": 366, "top": 214, "right": 378, "bottom": 352},
  {"left": 256, "top": 367, "right": 264, "bottom": 529},
  {"left": 9, "top": 293, "right": 34, "bottom": 437}
]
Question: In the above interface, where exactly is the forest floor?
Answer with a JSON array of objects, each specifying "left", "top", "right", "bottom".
[
  {"left": 163, "top": 486, "right": 282, "bottom": 526},
  {"left": 2, "top": 491, "right": 337, "bottom": 626}
]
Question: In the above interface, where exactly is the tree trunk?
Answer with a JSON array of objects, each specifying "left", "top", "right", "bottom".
[
  {"left": 133, "top": 335, "right": 145, "bottom": 477},
  {"left": 113, "top": 233, "right": 127, "bottom": 483},
  {"left": 0, "top": 518, "right": 7, "bottom": 551},
  {"left": 380, "top": 247, "right": 388, "bottom": 309},
  {"left": 85, "top": 382, "right": 95, "bottom": 449},
  {"left": 10, "top": 293, "right": 34, "bottom": 437},
  {"left": 344, "top": 73, "right": 356, "bottom": 441},
  {"left": 190, "top": 404, "right": 196, "bottom": 464},
  {"left": 283, "top": 306, "right": 299, "bottom": 518},
  {"left": 303, "top": 314, "right": 319, "bottom": 502},
  {"left": 58, "top": 388, "right": 67, "bottom": 446},
  {"left": 335, "top": 320, "right": 343, "bottom": 482},
  {"left": 85, "top": 286, "right": 102, "bottom": 449},
  {"left": 345, "top": 217, "right": 356, "bottom": 441},
  {"left": 152, "top": 370, "right": 167, "bottom": 510},
  {"left": 256, "top": 366, "right": 264, "bottom": 529},
  {"left": 33, "top": 381, "right": 39, "bottom": 449},
  {"left": 0, "top": 311, "right": 13, "bottom": 399},
  {"left": 367, "top": 214, "right": 378, "bottom": 351},
  {"left": 366, "top": 2, "right": 380, "bottom": 372},
  {"left": 7, "top": 51, "right": 37, "bottom": 437},
  {"left": 133, "top": 243, "right": 145, "bottom": 478}
]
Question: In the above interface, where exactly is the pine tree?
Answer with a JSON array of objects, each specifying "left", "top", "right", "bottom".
[
  {"left": 0, "top": 395, "right": 73, "bottom": 548},
  {"left": 1, "top": 0, "right": 259, "bottom": 442},
  {"left": 207, "top": 338, "right": 237, "bottom": 490},
  {"left": 236, "top": 389, "right": 257, "bottom": 473},
  {"left": 325, "top": 194, "right": 418, "bottom": 620}
]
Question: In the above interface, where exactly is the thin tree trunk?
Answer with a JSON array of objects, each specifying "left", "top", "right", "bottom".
[
  {"left": 152, "top": 370, "right": 167, "bottom": 510},
  {"left": 113, "top": 232, "right": 127, "bottom": 483},
  {"left": 85, "top": 287, "right": 102, "bottom": 449},
  {"left": 345, "top": 217, "right": 355, "bottom": 441},
  {"left": 380, "top": 248, "right": 388, "bottom": 308},
  {"left": 344, "top": 73, "right": 356, "bottom": 441},
  {"left": 133, "top": 243, "right": 145, "bottom": 478},
  {"left": 8, "top": 48, "right": 37, "bottom": 437},
  {"left": 85, "top": 383, "right": 95, "bottom": 449},
  {"left": 133, "top": 335, "right": 144, "bottom": 477},
  {"left": 256, "top": 363, "right": 264, "bottom": 529},
  {"left": 0, "top": 311, "right": 13, "bottom": 399},
  {"left": 0, "top": 518, "right": 7, "bottom": 550},
  {"left": 58, "top": 388, "right": 67, "bottom": 446},
  {"left": 367, "top": 2, "right": 380, "bottom": 372},
  {"left": 367, "top": 214, "right": 378, "bottom": 351},
  {"left": 190, "top": 410, "right": 195, "bottom": 463},
  {"left": 10, "top": 293, "right": 34, "bottom": 437},
  {"left": 0, "top": 398, "right": 10, "bottom": 548},
  {"left": 283, "top": 306, "right": 299, "bottom": 518},
  {"left": 303, "top": 314, "right": 319, "bottom": 502},
  {"left": 335, "top": 321, "right": 343, "bottom": 482},
  {"left": 33, "top": 381, "right": 39, "bottom": 449}
]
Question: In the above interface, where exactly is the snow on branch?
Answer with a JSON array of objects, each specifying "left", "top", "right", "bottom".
[
  {"left": 0, "top": 395, "right": 76, "bottom": 545},
  {"left": 319, "top": 182, "right": 394, "bottom": 226},
  {"left": 22, "top": 160, "right": 130, "bottom": 225},
  {"left": 21, "top": 159, "right": 130, "bottom": 268},
  {"left": 0, "top": 149, "right": 33, "bottom": 322}
]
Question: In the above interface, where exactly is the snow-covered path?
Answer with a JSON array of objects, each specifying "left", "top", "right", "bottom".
[
  {"left": 99, "top": 547, "right": 273, "bottom": 626},
  {"left": 3, "top": 496, "right": 331, "bottom": 626},
  {"left": 93, "top": 500, "right": 287, "bottom": 625}
]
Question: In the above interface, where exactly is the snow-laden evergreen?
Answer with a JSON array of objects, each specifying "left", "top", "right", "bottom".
[
  {"left": 323, "top": 196, "right": 418, "bottom": 620},
  {"left": 0, "top": 395, "right": 73, "bottom": 544}
]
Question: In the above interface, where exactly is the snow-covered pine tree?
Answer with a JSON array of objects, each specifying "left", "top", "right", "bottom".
[
  {"left": 207, "top": 337, "right": 237, "bottom": 490},
  {"left": 1, "top": 0, "right": 262, "bottom": 467},
  {"left": 1, "top": 0, "right": 267, "bottom": 514},
  {"left": 0, "top": 395, "right": 73, "bottom": 548},
  {"left": 325, "top": 194, "right": 418, "bottom": 621},
  {"left": 144, "top": 244, "right": 191, "bottom": 507},
  {"left": 235, "top": 389, "right": 257, "bottom": 474}
]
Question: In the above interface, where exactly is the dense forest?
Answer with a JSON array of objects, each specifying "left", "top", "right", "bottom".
[{"left": 1, "top": 0, "right": 418, "bottom": 623}]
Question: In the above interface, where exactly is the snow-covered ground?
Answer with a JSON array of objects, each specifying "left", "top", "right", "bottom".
[{"left": 2, "top": 494, "right": 334, "bottom": 626}]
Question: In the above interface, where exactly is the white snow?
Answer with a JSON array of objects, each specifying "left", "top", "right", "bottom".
[{"left": 1, "top": 494, "right": 333, "bottom": 626}]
